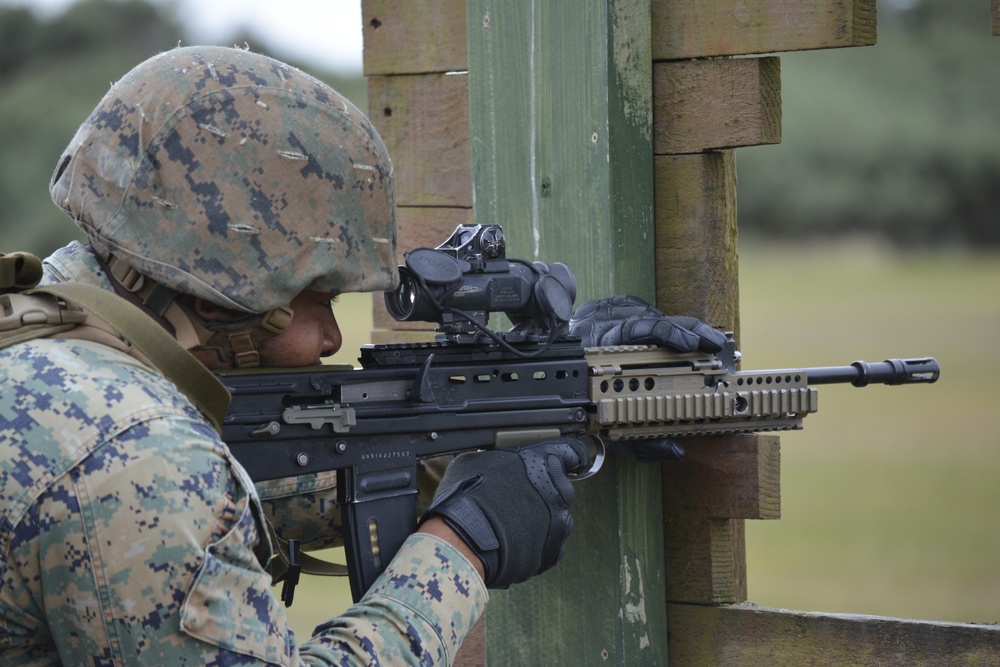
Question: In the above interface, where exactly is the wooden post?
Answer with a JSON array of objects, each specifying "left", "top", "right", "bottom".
[
  {"left": 652, "top": 52, "right": 782, "bottom": 612},
  {"left": 465, "top": 1, "right": 667, "bottom": 664}
]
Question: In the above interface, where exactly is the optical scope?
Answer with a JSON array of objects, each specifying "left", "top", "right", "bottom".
[{"left": 384, "top": 224, "right": 577, "bottom": 343}]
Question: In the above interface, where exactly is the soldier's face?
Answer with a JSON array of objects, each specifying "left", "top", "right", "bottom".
[{"left": 257, "top": 290, "right": 343, "bottom": 367}]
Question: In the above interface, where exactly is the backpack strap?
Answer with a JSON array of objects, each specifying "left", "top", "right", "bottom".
[
  {"left": 1, "top": 252, "right": 87, "bottom": 346},
  {"left": 0, "top": 252, "right": 230, "bottom": 433},
  {"left": 34, "top": 282, "right": 231, "bottom": 433}
]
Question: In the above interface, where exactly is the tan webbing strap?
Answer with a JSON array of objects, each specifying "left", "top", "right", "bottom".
[
  {"left": 35, "top": 282, "right": 231, "bottom": 433},
  {"left": 0, "top": 252, "right": 44, "bottom": 291},
  {"left": 0, "top": 292, "right": 87, "bottom": 348}
]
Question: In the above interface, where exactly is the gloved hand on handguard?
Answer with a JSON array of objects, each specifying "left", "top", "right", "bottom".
[
  {"left": 569, "top": 295, "right": 728, "bottom": 462},
  {"left": 569, "top": 295, "right": 727, "bottom": 353}
]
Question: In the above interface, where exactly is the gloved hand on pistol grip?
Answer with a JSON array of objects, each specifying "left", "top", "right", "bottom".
[
  {"left": 420, "top": 438, "right": 588, "bottom": 589},
  {"left": 569, "top": 295, "right": 727, "bottom": 353}
]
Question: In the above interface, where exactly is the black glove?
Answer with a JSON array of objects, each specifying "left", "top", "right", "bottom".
[
  {"left": 569, "top": 295, "right": 727, "bottom": 353},
  {"left": 570, "top": 296, "right": 727, "bottom": 463},
  {"left": 421, "top": 438, "right": 588, "bottom": 589}
]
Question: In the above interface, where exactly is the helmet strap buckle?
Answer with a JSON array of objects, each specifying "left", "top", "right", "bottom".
[
  {"left": 260, "top": 306, "right": 293, "bottom": 334},
  {"left": 230, "top": 331, "right": 261, "bottom": 368}
]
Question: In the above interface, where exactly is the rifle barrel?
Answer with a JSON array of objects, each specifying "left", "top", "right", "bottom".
[{"left": 805, "top": 357, "right": 940, "bottom": 387}]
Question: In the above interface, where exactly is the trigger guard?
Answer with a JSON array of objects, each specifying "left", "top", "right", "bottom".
[{"left": 567, "top": 434, "right": 605, "bottom": 481}]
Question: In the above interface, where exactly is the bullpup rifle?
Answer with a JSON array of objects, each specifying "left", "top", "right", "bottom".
[{"left": 219, "top": 225, "right": 939, "bottom": 602}]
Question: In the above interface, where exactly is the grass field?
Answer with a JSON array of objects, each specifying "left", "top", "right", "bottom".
[
  {"left": 276, "top": 240, "right": 1000, "bottom": 636},
  {"left": 739, "top": 239, "right": 1000, "bottom": 625}
]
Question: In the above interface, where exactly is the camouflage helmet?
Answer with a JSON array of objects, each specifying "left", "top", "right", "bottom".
[{"left": 50, "top": 45, "right": 397, "bottom": 314}]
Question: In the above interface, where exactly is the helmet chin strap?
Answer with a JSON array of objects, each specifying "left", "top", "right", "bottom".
[
  {"left": 96, "top": 248, "right": 180, "bottom": 332},
  {"left": 97, "top": 248, "right": 293, "bottom": 369},
  {"left": 178, "top": 304, "right": 294, "bottom": 368}
]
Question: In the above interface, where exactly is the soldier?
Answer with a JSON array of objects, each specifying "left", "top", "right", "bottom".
[{"left": 0, "top": 46, "right": 724, "bottom": 665}]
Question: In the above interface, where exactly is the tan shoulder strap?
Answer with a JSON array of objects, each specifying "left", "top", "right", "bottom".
[
  {"left": 33, "top": 282, "right": 231, "bottom": 433},
  {"left": 1, "top": 252, "right": 86, "bottom": 347},
  {"left": 1, "top": 253, "right": 229, "bottom": 430},
  {"left": 0, "top": 292, "right": 86, "bottom": 346}
]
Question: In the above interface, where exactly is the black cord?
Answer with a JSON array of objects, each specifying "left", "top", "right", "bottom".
[{"left": 445, "top": 306, "right": 560, "bottom": 358}]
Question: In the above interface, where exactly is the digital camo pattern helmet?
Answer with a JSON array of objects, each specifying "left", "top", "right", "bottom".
[{"left": 50, "top": 45, "right": 397, "bottom": 314}]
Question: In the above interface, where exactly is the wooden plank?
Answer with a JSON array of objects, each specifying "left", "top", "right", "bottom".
[
  {"left": 485, "top": 456, "right": 668, "bottom": 664},
  {"left": 994, "top": 0, "right": 1000, "bottom": 37},
  {"left": 662, "top": 436, "right": 781, "bottom": 521},
  {"left": 651, "top": 0, "right": 877, "bottom": 60},
  {"left": 653, "top": 57, "right": 781, "bottom": 155},
  {"left": 653, "top": 152, "right": 740, "bottom": 331},
  {"left": 466, "top": 1, "right": 669, "bottom": 664},
  {"left": 661, "top": 436, "right": 778, "bottom": 604},
  {"left": 362, "top": 0, "right": 468, "bottom": 75},
  {"left": 668, "top": 603, "right": 1000, "bottom": 666},
  {"left": 366, "top": 74, "right": 472, "bottom": 208},
  {"left": 654, "top": 146, "right": 751, "bottom": 605},
  {"left": 665, "top": 517, "right": 747, "bottom": 605},
  {"left": 467, "top": 0, "right": 655, "bottom": 302}
]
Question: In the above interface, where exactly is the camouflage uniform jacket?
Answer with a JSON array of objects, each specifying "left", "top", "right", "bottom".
[{"left": 0, "top": 242, "right": 487, "bottom": 666}]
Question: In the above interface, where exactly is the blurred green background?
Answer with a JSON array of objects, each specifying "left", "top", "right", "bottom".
[{"left": 1, "top": 0, "right": 996, "bottom": 635}]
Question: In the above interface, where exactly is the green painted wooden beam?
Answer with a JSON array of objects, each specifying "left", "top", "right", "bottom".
[
  {"left": 466, "top": 1, "right": 668, "bottom": 664},
  {"left": 467, "top": 0, "right": 654, "bottom": 303}
]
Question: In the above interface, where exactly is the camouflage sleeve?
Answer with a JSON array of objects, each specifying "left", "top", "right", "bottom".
[
  {"left": 16, "top": 412, "right": 485, "bottom": 666},
  {"left": 299, "top": 532, "right": 488, "bottom": 665},
  {"left": 13, "top": 411, "right": 298, "bottom": 665}
]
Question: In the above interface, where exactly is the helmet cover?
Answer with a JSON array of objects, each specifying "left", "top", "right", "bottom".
[{"left": 50, "top": 45, "right": 397, "bottom": 313}]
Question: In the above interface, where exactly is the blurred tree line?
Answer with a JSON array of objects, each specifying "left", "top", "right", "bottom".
[
  {"left": 2, "top": 0, "right": 998, "bottom": 258},
  {"left": 0, "top": 0, "right": 365, "bottom": 258},
  {"left": 738, "top": 0, "right": 1000, "bottom": 247}
]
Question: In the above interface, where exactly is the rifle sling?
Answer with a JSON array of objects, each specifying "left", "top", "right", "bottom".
[{"left": 34, "top": 282, "right": 230, "bottom": 433}]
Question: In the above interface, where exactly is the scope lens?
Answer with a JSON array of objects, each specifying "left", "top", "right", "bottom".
[{"left": 385, "top": 269, "right": 418, "bottom": 321}]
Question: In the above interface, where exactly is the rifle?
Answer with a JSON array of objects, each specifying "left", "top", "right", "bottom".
[{"left": 219, "top": 225, "right": 939, "bottom": 602}]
